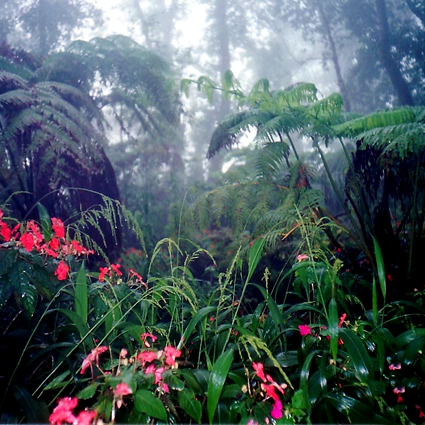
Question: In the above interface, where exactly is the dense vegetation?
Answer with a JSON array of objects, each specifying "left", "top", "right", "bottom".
[{"left": 1, "top": 1, "right": 425, "bottom": 424}]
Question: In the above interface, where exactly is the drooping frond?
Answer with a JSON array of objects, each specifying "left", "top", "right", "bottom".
[{"left": 254, "top": 142, "right": 290, "bottom": 180}]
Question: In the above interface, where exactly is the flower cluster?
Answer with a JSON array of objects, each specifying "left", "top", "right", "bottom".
[
  {"left": 49, "top": 397, "right": 96, "bottom": 425},
  {"left": 136, "top": 333, "right": 182, "bottom": 394},
  {"left": 298, "top": 312, "right": 347, "bottom": 345},
  {"left": 252, "top": 362, "right": 287, "bottom": 420},
  {"left": 0, "top": 210, "right": 93, "bottom": 281}
]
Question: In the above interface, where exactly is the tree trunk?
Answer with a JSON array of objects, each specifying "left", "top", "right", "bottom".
[
  {"left": 375, "top": 0, "right": 414, "bottom": 105},
  {"left": 315, "top": 0, "right": 351, "bottom": 111}
]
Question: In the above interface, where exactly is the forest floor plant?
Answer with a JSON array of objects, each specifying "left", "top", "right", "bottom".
[{"left": 2, "top": 205, "right": 425, "bottom": 424}]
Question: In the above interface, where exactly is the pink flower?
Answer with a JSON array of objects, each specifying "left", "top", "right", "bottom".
[
  {"left": 55, "top": 261, "right": 69, "bottom": 281},
  {"left": 154, "top": 366, "right": 165, "bottom": 385},
  {"left": 389, "top": 363, "right": 401, "bottom": 370},
  {"left": 137, "top": 350, "right": 157, "bottom": 366},
  {"left": 49, "top": 397, "right": 78, "bottom": 425},
  {"left": 141, "top": 332, "right": 157, "bottom": 348},
  {"left": 75, "top": 410, "right": 96, "bottom": 425},
  {"left": 271, "top": 398, "right": 283, "bottom": 419},
  {"left": 145, "top": 364, "right": 156, "bottom": 374},
  {"left": 164, "top": 346, "right": 182, "bottom": 367},
  {"left": 296, "top": 254, "right": 309, "bottom": 262},
  {"left": 298, "top": 324, "right": 312, "bottom": 336},
  {"left": 114, "top": 382, "right": 132, "bottom": 397},
  {"left": 81, "top": 346, "right": 108, "bottom": 375},
  {"left": 51, "top": 218, "right": 65, "bottom": 238},
  {"left": 252, "top": 362, "right": 267, "bottom": 383},
  {"left": 393, "top": 386, "right": 405, "bottom": 403}
]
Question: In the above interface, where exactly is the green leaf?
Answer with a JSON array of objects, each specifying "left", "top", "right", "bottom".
[
  {"left": 37, "top": 202, "right": 52, "bottom": 242},
  {"left": 43, "top": 370, "right": 71, "bottom": 390},
  {"left": 75, "top": 264, "right": 88, "bottom": 325},
  {"left": 207, "top": 349, "right": 234, "bottom": 424},
  {"left": 328, "top": 298, "right": 339, "bottom": 362},
  {"left": 178, "top": 306, "right": 216, "bottom": 350},
  {"left": 12, "top": 262, "right": 37, "bottom": 317},
  {"left": 372, "top": 236, "right": 386, "bottom": 301},
  {"left": 178, "top": 388, "right": 202, "bottom": 423},
  {"left": 339, "top": 329, "right": 376, "bottom": 394},
  {"left": 247, "top": 237, "right": 265, "bottom": 282},
  {"left": 56, "top": 308, "right": 92, "bottom": 348},
  {"left": 0, "top": 249, "right": 17, "bottom": 276},
  {"left": 77, "top": 382, "right": 100, "bottom": 400},
  {"left": 134, "top": 389, "right": 168, "bottom": 422}
]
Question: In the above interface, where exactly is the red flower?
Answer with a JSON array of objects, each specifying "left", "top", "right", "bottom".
[
  {"left": 99, "top": 267, "right": 109, "bottom": 282},
  {"left": 110, "top": 263, "right": 122, "bottom": 276},
  {"left": 0, "top": 222, "right": 11, "bottom": 242},
  {"left": 298, "top": 324, "right": 312, "bottom": 336},
  {"left": 252, "top": 362, "right": 267, "bottom": 382},
  {"left": 49, "top": 397, "right": 78, "bottom": 425},
  {"left": 338, "top": 313, "right": 347, "bottom": 328},
  {"left": 55, "top": 261, "right": 69, "bottom": 281},
  {"left": 71, "top": 240, "right": 84, "bottom": 254},
  {"left": 20, "top": 232, "right": 35, "bottom": 251},
  {"left": 164, "top": 346, "right": 182, "bottom": 367},
  {"left": 51, "top": 218, "right": 65, "bottom": 239},
  {"left": 80, "top": 346, "right": 108, "bottom": 375}
]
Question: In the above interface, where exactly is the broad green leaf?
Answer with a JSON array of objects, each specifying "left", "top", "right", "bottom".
[
  {"left": 75, "top": 264, "right": 88, "bottom": 325},
  {"left": 178, "top": 388, "right": 202, "bottom": 423},
  {"left": 178, "top": 369, "right": 203, "bottom": 394},
  {"left": 0, "top": 249, "right": 17, "bottom": 275},
  {"left": 207, "top": 349, "right": 234, "bottom": 424},
  {"left": 134, "top": 389, "right": 168, "bottom": 422},
  {"left": 339, "top": 329, "right": 376, "bottom": 394},
  {"left": 77, "top": 382, "right": 100, "bottom": 400},
  {"left": 12, "top": 262, "right": 37, "bottom": 317}
]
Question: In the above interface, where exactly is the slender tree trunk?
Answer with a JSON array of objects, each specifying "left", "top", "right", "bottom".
[
  {"left": 375, "top": 0, "right": 414, "bottom": 105},
  {"left": 38, "top": 0, "right": 48, "bottom": 56},
  {"left": 315, "top": 0, "right": 351, "bottom": 111},
  {"left": 214, "top": 0, "right": 231, "bottom": 118}
]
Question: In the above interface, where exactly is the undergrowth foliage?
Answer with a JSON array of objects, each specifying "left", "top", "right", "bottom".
[{"left": 1, "top": 204, "right": 425, "bottom": 424}]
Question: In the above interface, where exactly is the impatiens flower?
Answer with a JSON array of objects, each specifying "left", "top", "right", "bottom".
[
  {"left": 137, "top": 350, "right": 157, "bottom": 366},
  {"left": 20, "top": 232, "right": 35, "bottom": 251},
  {"left": 51, "top": 218, "right": 65, "bottom": 238},
  {"left": 99, "top": 267, "right": 109, "bottom": 282},
  {"left": 114, "top": 382, "right": 132, "bottom": 397},
  {"left": 298, "top": 324, "right": 312, "bottom": 336},
  {"left": 393, "top": 386, "right": 405, "bottom": 403},
  {"left": 164, "top": 345, "right": 182, "bottom": 368},
  {"left": 141, "top": 332, "right": 157, "bottom": 348},
  {"left": 81, "top": 346, "right": 108, "bottom": 375},
  {"left": 296, "top": 254, "right": 309, "bottom": 262},
  {"left": 154, "top": 366, "right": 165, "bottom": 385},
  {"left": 252, "top": 362, "right": 267, "bottom": 382},
  {"left": 110, "top": 263, "right": 122, "bottom": 276},
  {"left": 55, "top": 261, "right": 69, "bottom": 281},
  {"left": 415, "top": 405, "right": 425, "bottom": 419},
  {"left": 338, "top": 313, "right": 347, "bottom": 328},
  {"left": 49, "top": 397, "right": 78, "bottom": 425},
  {"left": 270, "top": 398, "right": 283, "bottom": 420},
  {"left": 389, "top": 363, "right": 402, "bottom": 370},
  {"left": 75, "top": 410, "right": 96, "bottom": 425},
  {"left": 0, "top": 222, "right": 11, "bottom": 242}
]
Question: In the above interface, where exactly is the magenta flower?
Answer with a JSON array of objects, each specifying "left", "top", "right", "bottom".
[
  {"left": 298, "top": 324, "right": 312, "bottom": 336},
  {"left": 80, "top": 346, "right": 108, "bottom": 375},
  {"left": 114, "top": 382, "right": 132, "bottom": 397},
  {"left": 252, "top": 362, "right": 267, "bottom": 382}
]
